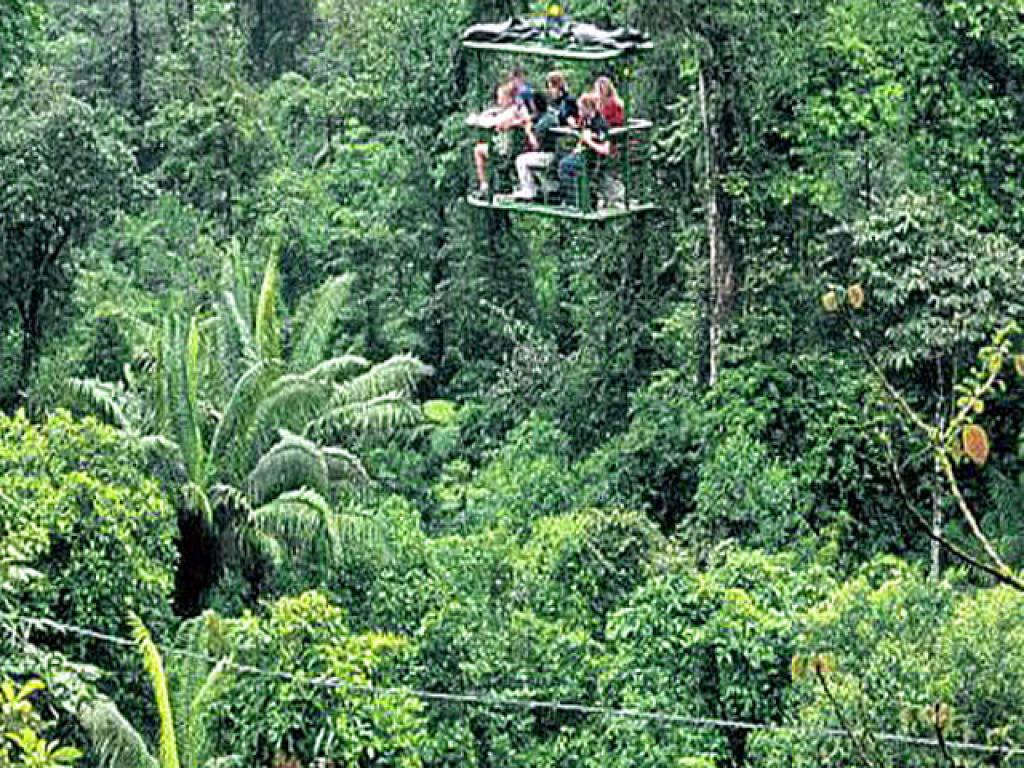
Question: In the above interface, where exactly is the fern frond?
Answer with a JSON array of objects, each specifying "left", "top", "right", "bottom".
[
  {"left": 304, "top": 354, "right": 371, "bottom": 384},
  {"left": 247, "top": 431, "right": 329, "bottom": 507},
  {"left": 66, "top": 377, "right": 136, "bottom": 432},
  {"left": 334, "top": 354, "right": 433, "bottom": 405},
  {"left": 78, "top": 698, "right": 159, "bottom": 768},
  {"left": 255, "top": 250, "right": 282, "bottom": 364},
  {"left": 129, "top": 616, "right": 181, "bottom": 768},
  {"left": 291, "top": 274, "right": 355, "bottom": 373}
]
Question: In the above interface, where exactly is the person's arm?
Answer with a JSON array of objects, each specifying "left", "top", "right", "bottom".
[
  {"left": 524, "top": 120, "right": 540, "bottom": 150},
  {"left": 581, "top": 129, "right": 611, "bottom": 157}
]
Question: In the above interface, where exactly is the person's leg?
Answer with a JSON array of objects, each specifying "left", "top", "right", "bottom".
[
  {"left": 559, "top": 153, "right": 580, "bottom": 206},
  {"left": 516, "top": 152, "right": 550, "bottom": 197},
  {"left": 474, "top": 142, "right": 489, "bottom": 188}
]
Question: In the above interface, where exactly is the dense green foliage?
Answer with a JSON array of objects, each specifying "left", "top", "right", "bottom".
[{"left": 1, "top": 0, "right": 1023, "bottom": 766}]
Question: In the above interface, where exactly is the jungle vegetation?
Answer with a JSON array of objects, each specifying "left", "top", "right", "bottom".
[{"left": 1, "top": 0, "right": 1024, "bottom": 767}]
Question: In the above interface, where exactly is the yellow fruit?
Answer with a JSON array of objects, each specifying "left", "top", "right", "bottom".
[
  {"left": 821, "top": 291, "right": 839, "bottom": 313},
  {"left": 1015, "top": 354, "right": 1024, "bottom": 378},
  {"left": 962, "top": 424, "right": 990, "bottom": 466},
  {"left": 847, "top": 283, "right": 865, "bottom": 310}
]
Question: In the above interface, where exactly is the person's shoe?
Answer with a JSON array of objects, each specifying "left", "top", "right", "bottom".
[
  {"left": 510, "top": 187, "right": 536, "bottom": 201},
  {"left": 469, "top": 184, "right": 489, "bottom": 201}
]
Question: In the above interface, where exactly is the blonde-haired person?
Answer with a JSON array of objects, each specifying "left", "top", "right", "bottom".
[
  {"left": 558, "top": 92, "right": 611, "bottom": 206},
  {"left": 470, "top": 81, "right": 528, "bottom": 198},
  {"left": 593, "top": 75, "right": 625, "bottom": 127}
]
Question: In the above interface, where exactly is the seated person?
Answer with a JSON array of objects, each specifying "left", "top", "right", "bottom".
[
  {"left": 510, "top": 63, "right": 534, "bottom": 111},
  {"left": 511, "top": 92, "right": 560, "bottom": 201},
  {"left": 558, "top": 93, "right": 611, "bottom": 207},
  {"left": 470, "top": 82, "right": 528, "bottom": 198},
  {"left": 594, "top": 75, "right": 625, "bottom": 128},
  {"left": 546, "top": 70, "right": 579, "bottom": 127}
]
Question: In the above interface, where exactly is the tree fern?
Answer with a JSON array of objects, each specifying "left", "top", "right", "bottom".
[{"left": 129, "top": 616, "right": 181, "bottom": 768}]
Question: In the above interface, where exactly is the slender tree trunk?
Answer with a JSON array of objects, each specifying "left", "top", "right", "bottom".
[
  {"left": 128, "top": 0, "right": 143, "bottom": 119},
  {"left": 698, "top": 53, "right": 734, "bottom": 386}
]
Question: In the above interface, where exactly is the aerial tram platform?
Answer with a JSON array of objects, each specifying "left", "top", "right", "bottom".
[{"left": 462, "top": 7, "right": 658, "bottom": 222}]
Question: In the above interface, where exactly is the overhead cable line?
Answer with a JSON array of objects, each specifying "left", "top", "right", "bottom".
[{"left": 3, "top": 612, "right": 1021, "bottom": 760}]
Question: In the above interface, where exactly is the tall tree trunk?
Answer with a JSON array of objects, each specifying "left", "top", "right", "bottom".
[
  {"left": 128, "top": 0, "right": 143, "bottom": 119},
  {"left": 698, "top": 54, "right": 734, "bottom": 387}
]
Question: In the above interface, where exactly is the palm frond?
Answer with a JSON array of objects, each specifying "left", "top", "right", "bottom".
[
  {"left": 216, "top": 289, "right": 256, "bottom": 383},
  {"left": 66, "top": 378, "right": 135, "bottom": 432},
  {"left": 255, "top": 250, "right": 282, "bottom": 364},
  {"left": 291, "top": 274, "right": 355, "bottom": 373},
  {"left": 247, "top": 431, "right": 329, "bottom": 507},
  {"left": 309, "top": 392, "right": 424, "bottom": 440},
  {"left": 244, "top": 374, "right": 331, "bottom": 461},
  {"left": 78, "top": 698, "right": 159, "bottom": 768},
  {"left": 129, "top": 616, "right": 181, "bottom": 768},
  {"left": 304, "top": 354, "right": 371, "bottom": 384},
  {"left": 170, "top": 619, "right": 232, "bottom": 768},
  {"left": 248, "top": 487, "right": 335, "bottom": 562},
  {"left": 208, "top": 483, "right": 251, "bottom": 516},
  {"left": 208, "top": 360, "right": 280, "bottom": 475},
  {"left": 162, "top": 316, "right": 205, "bottom": 485},
  {"left": 334, "top": 354, "right": 433, "bottom": 405},
  {"left": 181, "top": 482, "right": 214, "bottom": 530},
  {"left": 223, "top": 240, "right": 252, "bottom": 326},
  {"left": 322, "top": 446, "right": 372, "bottom": 487}
]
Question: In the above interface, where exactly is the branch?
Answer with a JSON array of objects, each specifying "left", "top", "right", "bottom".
[
  {"left": 884, "top": 440, "right": 1024, "bottom": 592},
  {"left": 936, "top": 452, "right": 1013, "bottom": 578},
  {"left": 814, "top": 667, "right": 883, "bottom": 768}
]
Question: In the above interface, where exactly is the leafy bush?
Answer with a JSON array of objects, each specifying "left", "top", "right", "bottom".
[{"left": 0, "top": 410, "right": 177, "bottom": 704}]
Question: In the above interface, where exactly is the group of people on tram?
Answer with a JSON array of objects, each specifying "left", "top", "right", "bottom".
[{"left": 469, "top": 65, "right": 626, "bottom": 204}]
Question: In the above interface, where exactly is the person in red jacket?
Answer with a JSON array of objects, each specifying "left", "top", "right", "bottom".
[{"left": 594, "top": 75, "right": 625, "bottom": 128}]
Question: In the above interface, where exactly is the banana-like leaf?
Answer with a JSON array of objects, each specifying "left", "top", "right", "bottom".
[{"left": 291, "top": 274, "right": 355, "bottom": 374}]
